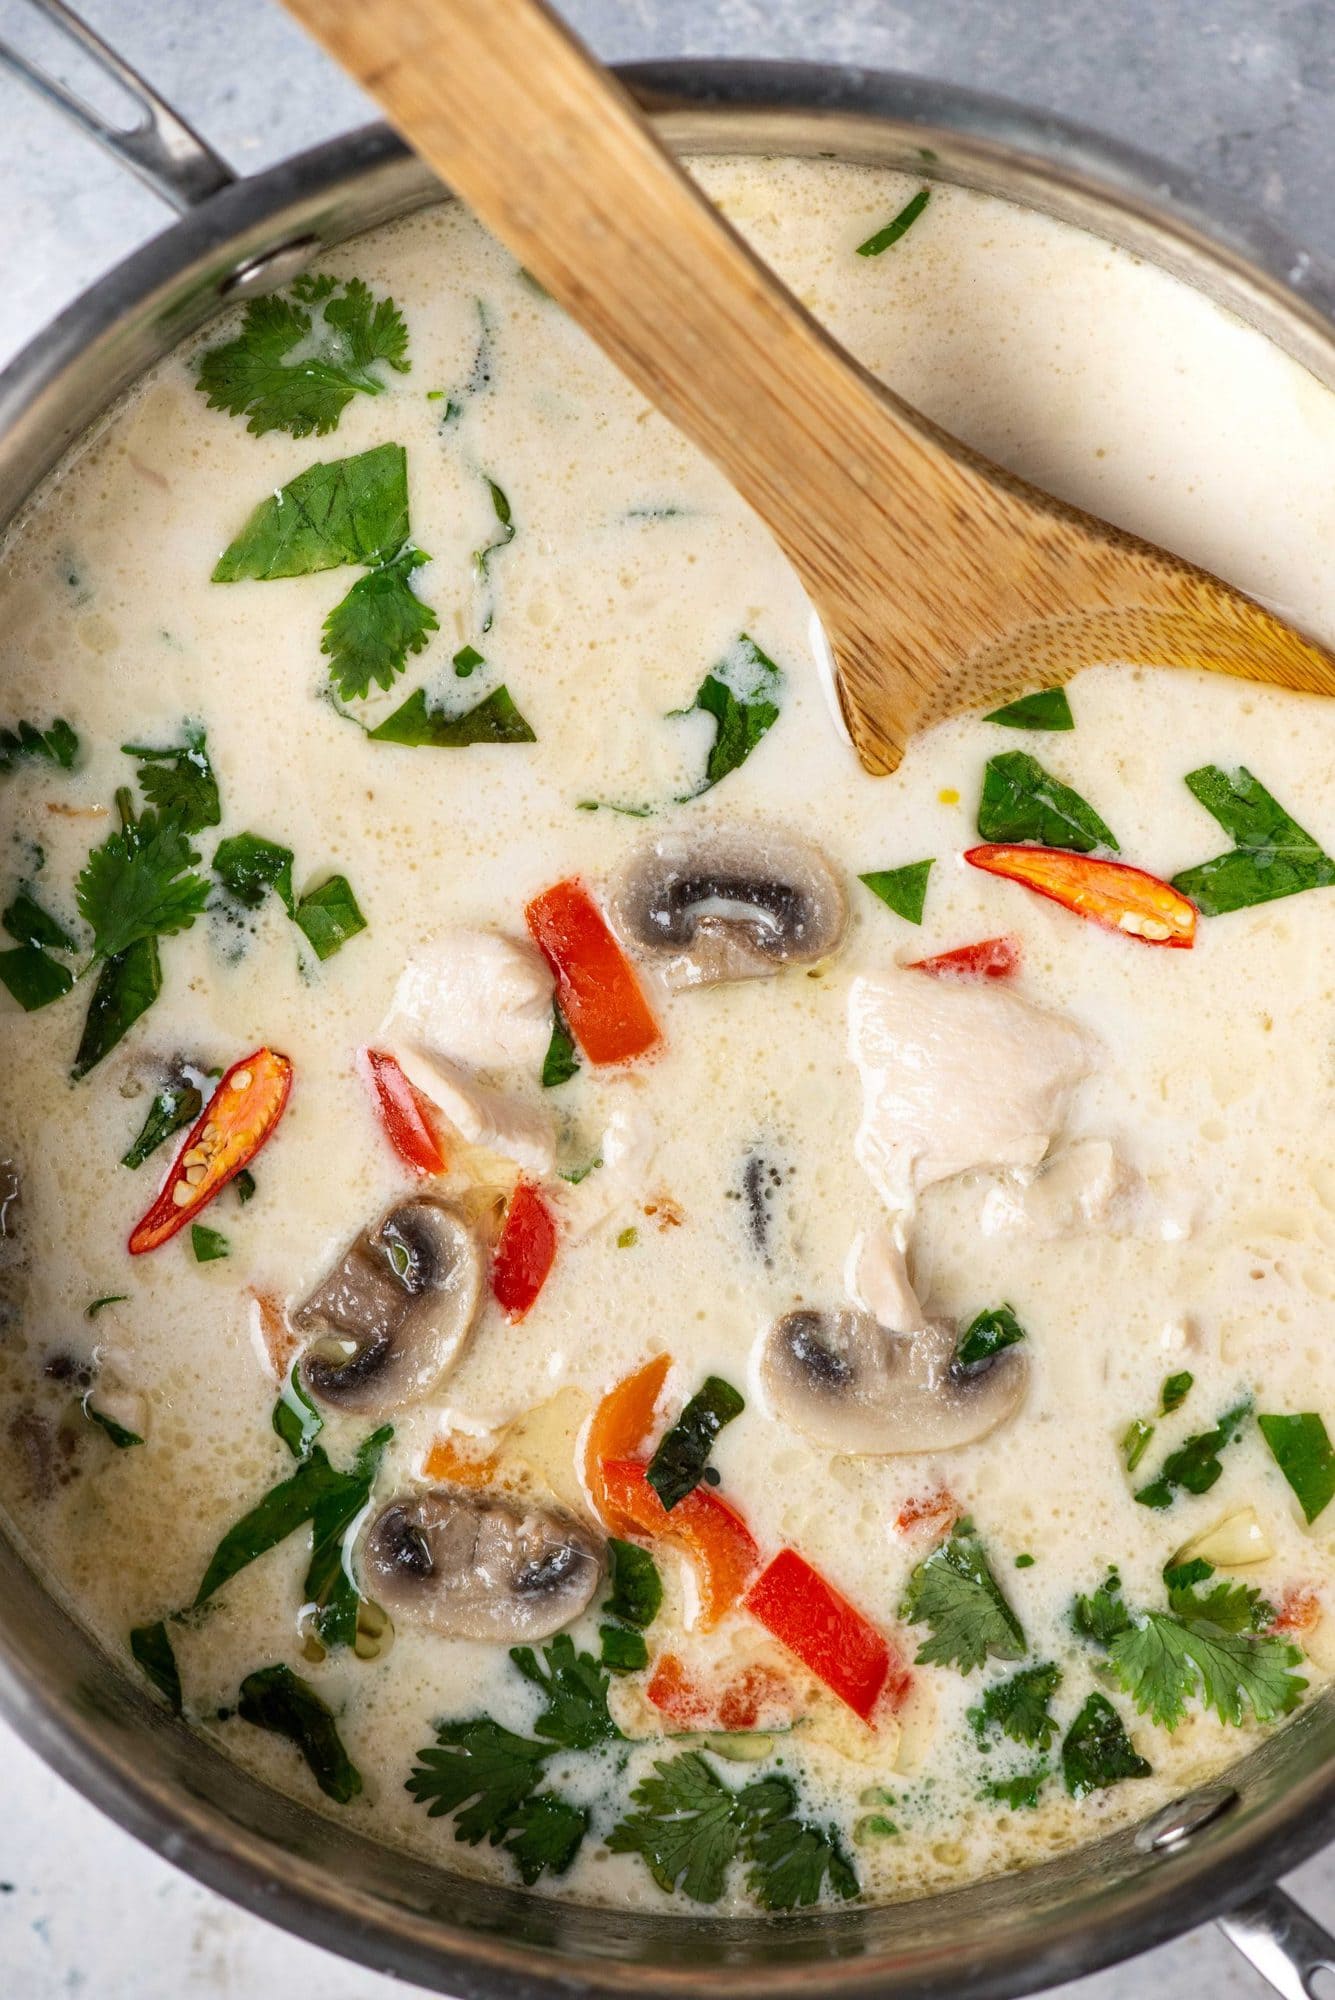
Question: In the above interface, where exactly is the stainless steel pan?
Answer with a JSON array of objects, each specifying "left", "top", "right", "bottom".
[{"left": 0, "top": 6, "right": 1333, "bottom": 1995}]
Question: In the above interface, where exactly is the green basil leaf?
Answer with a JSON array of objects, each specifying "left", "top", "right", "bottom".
[
  {"left": 600, "top": 1623, "right": 650, "bottom": 1673},
  {"left": 293, "top": 875, "right": 366, "bottom": 961},
  {"left": 191, "top": 1224, "right": 229, "bottom": 1263},
  {"left": 130, "top": 1621, "right": 182, "bottom": 1714},
  {"left": 955, "top": 1304, "right": 1026, "bottom": 1369},
  {"left": 1259, "top": 1412, "right": 1335, "bottom": 1524},
  {"left": 856, "top": 189, "right": 931, "bottom": 257},
  {"left": 646, "top": 1376, "right": 745, "bottom": 1511},
  {"left": 213, "top": 443, "right": 410, "bottom": 581},
  {"left": 367, "top": 684, "right": 536, "bottom": 747},
  {"left": 84, "top": 1400, "right": 143, "bottom": 1449},
  {"left": 676, "top": 635, "right": 782, "bottom": 796},
  {"left": 977, "top": 752, "right": 1119, "bottom": 853},
  {"left": 121, "top": 1080, "right": 203, "bottom": 1169},
  {"left": 0, "top": 943, "right": 73, "bottom": 1012},
  {"left": 71, "top": 937, "right": 162, "bottom": 1079},
  {"left": 235, "top": 1664, "right": 362, "bottom": 1803},
  {"left": 3, "top": 889, "right": 74, "bottom": 950},
  {"left": 214, "top": 834, "right": 296, "bottom": 916},
  {"left": 984, "top": 687, "right": 1074, "bottom": 731},
  {"left": 604, "top": 1538, "right": 663, "bottom": 1629},
  {"left": 859, "top": 859, "right": 933, "bottom": 925},
  {"left": 541, "top": 1004, "right": 579, "bottom": 1088},
  {"left": 1171, "top": 765, "right": 1335, "bottom": 915}
]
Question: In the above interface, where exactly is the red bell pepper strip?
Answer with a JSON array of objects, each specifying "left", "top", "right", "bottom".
[
  {"left": 908, "top": 936, "right": 1019, "bottom": 981},
  {"left": 361, "top": 1048, "right": 448, "bottom": 1176},
  {"left": 584, "top": 1355, "right": 672, "bottom": 1532},
  {"left": 966, "top": 845, "right": 1196, "bottom": 948},
  {"left": 491, "top": 1181, "right": 557, "bottom": 1319},
  {"left": 525, "top": 878, "right": 661, "bottom": 1065},
  {"left": 744, "top": 1548, "right": 909, "bottom": 1722},
  {"left": 600, "top": 1457, "right": 760, "bottom": 1627},
  {"left": 129, "top": 1048, "right": 292, "bottom": 1255},
  {"left": 893, "top": 1489, "right": 961, "bottom": 1538},
  {"left": 646, "top": 1653, "right": 794, "bottom": 1731},
  {"left": 1271, "top": 1585, "right": 1321, "bottom": 1635}
]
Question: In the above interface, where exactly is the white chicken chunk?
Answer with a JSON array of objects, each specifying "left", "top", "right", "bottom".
[
  {"left": 848, "top": 969, "right": 1093, "bottom": 1208},
  {"left": 844, "top": 1222, "right": 926, "bottom": 1333},
  {"left": 386, "top": 1041, "right": 556, "bottom": 1178},
  {"left": 385, "top": 928, "right": 554, "bottom": 1071},
  {"left": 979, "top": 1138, "right": 1133, "bottom": 1238},
  {"left": 560, "top": 1078, "right": 659, "bottom": 1241}
]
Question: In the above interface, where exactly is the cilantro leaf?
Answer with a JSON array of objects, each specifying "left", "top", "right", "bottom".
[
  {"left": 292, "top": 875, "right": 366, "bottom": 961},
  {"left": 1061, "top": 1692, "right": 1150, "bottom": 1797},
  {"left": 407, "top": 1716, "right": 549, "bottom": 1839},
  {"left": 71, "top": 937, "right": 162, "bottom": 1079},
  {"left": 509, "top": 1633, "right": 619, "bottom": 1749},
  {"left": 735, "top": 1775, "right": 859, "bottom": 1910},
  {"left": 1110, "top": 1610, "right": 1304, "bottom": 1729},
  {"left": 968, "top": 1662, "right": 1061, "bottom": 1750},
  {"left": 121, "top": 1079, "right": 202, "bottom": 1169},
  {"left": 984, "top": 687, "right": 1074, "bottom": 731},
  {"left": 0, "top": 943, "right": 73, "bottom": 1012},
  {"left": 322, "top": 545, "right": 438, "bottom": 700},
  {"left": 1166, "top": 1567, "right": 1273, "bottom": 1636},
  {"left": 676, "top": 635, "right": 782, "bottom": 797},
  {"left": 646, "top": 1376, "right": 745, "bottom": 1511},
  {"left": 122, "top": 725, "right": 220, "bottom": 834},
  {"left": 76, "top": 802, "right": 210, "bottom": 963},
  {"left": 236, "top": 1664, "right": 362, "bottom": 1803},
  {"left": 367, "top": 684, "right": 535, "bottom": 747},
  {"left": 1134, "top": 1397, "right": 1252, "bottom": 1510},
  {"left": 197, "top": 277, "right": 409, "bottom": 438},
  {"left": 859, "top": 859, "right": 933, "bottom": 924},
  {"left": 129, "top": 1620, "right": 182, "bottom": 1714},
  {"left": 1259, "top": 1412, "right": 1335, "bottom": 1524},
  {"left": 607, "top": 1752, "right": 743, "bottom": 1903},
  {"left": 498, "top": 1791, "right": 589, "bottom": 1886},
  {"left": 1072, "top": 1570, "right": 1132, "bottom": 1646},
  {"left": 541, "top": 1003, "right": 579, "bottom": 1087},
  {"left": 976, "top": 751, "right": 1119, "bottom": 853},
  {"left": 956, "top": 1304, "right": 1027, "bottom": 1370},
  {"left": 213, "top": 444, "right": 410, "bottom": 581},
  {"left": 604, "top": 1537, "right": 663, "bottom": 1629},
  {"left": 981, "top": 1765, "right": 1048, "bottom": 1809},
  {"left": 856, "top": 188, "right": 930, "bottom": 257},
  {"left": 1172, "top": 766, "right": 1335, "bottom": 916},
  {"left": 213, "top": 834, "right": 296, "bottom": 916},
  {"left": 0, "top": 717, "right": 78, "bottom": 774},
  {"left": 3, "top": 890, "right": 74, "bottom": 950},
  {"left": 901, "top": 1521, "right": 1026, "bottom": 1672}
]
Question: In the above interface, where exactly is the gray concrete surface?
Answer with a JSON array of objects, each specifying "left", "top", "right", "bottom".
[{"left": 1, "top": 1, "right": 1334, "bottom": 1995}]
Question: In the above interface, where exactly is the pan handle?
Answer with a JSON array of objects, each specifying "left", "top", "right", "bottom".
[
  {"left": 1218, "top": 1886, "right": 1335, "bottom": 1998},
  {"left": 0, "top": 0, "right": 233, "bottom": 210}
]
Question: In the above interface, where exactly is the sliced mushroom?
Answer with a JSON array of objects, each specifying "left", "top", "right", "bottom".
[
  {"left": 361, "top": 1488, "right": 603, "bottom": 1642},
  {"left": 613, "top": 825, "right": 848, "bottom": 988},
  {"left": 295, "top": 1199, "right": 482, "bottom": 1417},
  {"left": 761, "top": 1307, "right": 1027, "bottom": 1455}
]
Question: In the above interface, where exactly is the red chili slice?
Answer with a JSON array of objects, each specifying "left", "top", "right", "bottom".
[
  {"left": 362, "top": 1048, "right": 448, "bottom": 1176},
  {"left": 966, "top": 845, "right": 1196, "bottom": 947},
  {"left": 491, "top": 1180, "right": 558, "bottom": 1319},
  {"left": 525, "top": 877, "right": 661, "bottom": 1065},
  {"left": 128, "top": 1048, "right": 292, "bottom": 1255},
  {"left": 908, "top": 936, "right": 1020, "bottom": 981},
  {"left": 744, "top": 1547, "right": 909, "bottom": 1723}
]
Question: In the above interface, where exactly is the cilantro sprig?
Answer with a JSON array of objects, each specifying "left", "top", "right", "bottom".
[
  {"left": 1133, "top": 1396, "right": 1252, "bottom": 1509},
  {"left": 196, "top": 274, "right": 410, "bottom": 438},
  {"left": 900, "top": 1520, "right": 1026, "bottom": 1672}
]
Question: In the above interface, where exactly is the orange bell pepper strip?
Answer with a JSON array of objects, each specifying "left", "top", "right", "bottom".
[
  {"left": 583, "top": 1354, "right": 672, "bottom": 1533},
  {"left": 744, "top": 1548, "right": 910, "bottom": 1723},
  {"left": 966, "top": 845, "right": 1196, "bottom": 947},
  {"left": 491, "top": 1181, "right": 558, "bottom": 1319},
  {"left": 525, "top": 878, "right": 661, "bottom": 1065},
  {"left": 423, "top": 1434, "right": 503, "bottom": 1487},
  {"left": 646, "top": 1653, "right": 794, "bottom": 1731},
  {"left": 907, "top": 935, "right": 1019, "bottom": 981},
  {"left": 128, "top": 1048, "right": 292, "bottom": 1255},
  {"left": 600, "top": 1458, "right": 760, "bottom": 1627},
  {"left": 361, "top": 1048, "right": 448, "bottom": 1176}
]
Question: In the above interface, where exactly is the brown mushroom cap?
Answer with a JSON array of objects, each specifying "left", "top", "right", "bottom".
[
  {"left": 612, "top": 824, "right": 848, "bottom": 989},
  {"left": 360, "top": 1488, "right": 603, "bottom": 1642},
  {"left": 295, "top": 1198, "right": 482, "bottom": 1418},
  {"left": 760, "top": 1307, "right": 1027, "bottom": 1454}
]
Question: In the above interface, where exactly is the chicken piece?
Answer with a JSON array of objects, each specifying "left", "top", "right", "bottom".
[
  {"left": 844, "top": 1222, "right": 925, "bottom": 1332},
  {"left": 979, "top": 1139, "right": 1134, "bottom": 1238},
  {"left": 848, "top": 968, "right": 1093, "bottom": 1208},
  {"left": 560, "top": 1078, "right": 659, "bottom": 1241},
  {"left": 386, "top": 1040, "right": 556, "bottom": 1178},
  {"left": 385, "top": 928, "right": 554, "bottom": 1072}
]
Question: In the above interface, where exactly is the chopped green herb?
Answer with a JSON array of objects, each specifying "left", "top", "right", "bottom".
[
  {"left": 273, "top": 1363, "right": 324, "bottom": 1461},
  {"left": 510, "top": 1634, "right": 619, "bottom": 1751},
  {"left": 121, "top": 1080, "right": 203, "bottom": 1169},
  {"left": 122, "top": 724, "right": 220, "bottom": 834},
  {"left": 646, "top": 1375, "right": 745, "bottom": 1511},
  {"left": 3, "top": 889, "right": 74, "bottom": 951},
  {"left": 76, "top": 796, "right": 210, "bottom": 964},
  {"left": 607, "top": 1752, "right": 742, "bottom": 1903},
  {"left": 1014, "top": 1553, "right": 1035, "bottom": 1569},
  {"left": 129, "top": 1621, "right": 182, "bottom": 1714},
  {"left": 558, "top": 1156, "right": 601, "bottom": 1185},
  {"left": 900, "top": 1520, "right": 1026, "bottom": 1672},
  {"left": 495, "top": 1792, "right": 590, "bottom": 1886},
  {"left": 1110, "top": 1600, "right": 1304, "bottom": 1730},
  {"left": 859, "top": 859, "right": 933, "bottom": 925},
  {"left": 236, "top": 1664, "right": 362, "bottom": 1803},
  {"left": 541, "top": 1004, "right": 579, "bottom": 1087},
  {"left": 1061, "top": 1692, "right": 1151, "bottom": 1797},
  {"left": 71, "top": 936, "right": 162, "bottom": 1079},
  {"left": 1172, "top": 765, "right": 1335, "bottom": 916},
  {"left": 616, "top": 1226, "right": 638, "bottom": 1249},
  {"left": 0, "top": 717, "right": 78, "bottom": 774},
  {"left": 968, "top": 1663, "right": 1061, "bottom": 1750},
  {"left": 1259, "top": 1412, "right": 1335, "bottom": 1524},
  {"left": 367, "top": 684, "right": 535, "bottom": 747},
  {"left": 1165, "top": 1564, "right": 1273, "bottom": 1634},
  {"left": 85, "top": 1294, "right": 128, "bottom": 1319},
  {"left": 575, "top": 798, "right": 654, "bottom": 818},
  {"left": 955, "top": 1304, "right": 1026, "bottom": 1370},
  {"left": 1161, "top": 1371, "right": 1194, "bottom": 1415},
  {"left": 196, "top": 275, "right": 409, "bottom": 438},
  {"left": 1072, "top": 1569, "right": 1132, "bottom": 1647},
  {"left": 233, "top": 1167, "right": 257, "bottom": 1205},
  {"left": 734, "top": 1775, "right": 859, "bottom": 1911},
  {"left": 453, "top": 643, "right": 485, "bottom": 678},
  {"left": 213, "top": 834, "right": 296, "bottom": 915},
  {"left": 981, "top": 1765, "right": 1048, "bottom": 1809},
  {"left": 323, "top": 544, "right": 438, "bottom": 700},
  {"left": 600, "top": 1623, "right": 649, "bottom": 1673},
  {"left": 604, "top": 1538, "right": 663, "bottom": 1629},
  {"left": 473, "top": 477, "right": 515, "bottom": 630},
  {"left": 1123, "top": 1418, "right": 1155, "bottom": 1471},
  {"left": 213, "top": 443, "right": 410, "bottom": 582},
  {"left": 1134, "top": 1397, "right": 1252, "bottom": 1509},
  {"left": 293, "top": 875, "right": 366, "bottom": 961},
  {"left": 0, "top": 943, "right": 73, "bottom": 1011},
  {"left": 856, "top": 188, "right": 931, "bottom": 257},
  {"left": 674, "top": 635, "right": 782, "bottom": 797},
  {"left": 301, "top": 1426, "right": 394, "bottom": 1653},
  {"left": 406, "top": 1716, "right": 587, "bottom": 1884},
  {"left": 83, "top": 1399, "right": 143, "bottom": 1449},
  {"left": 190, "top": 1224, "right": 229, "bottom": 1263},
  {"left": 977, "top": 751, "right": 1119, "bottom": 853},
  {"left": 984, "top": 687, "right": 1075, "bottom": 731}
]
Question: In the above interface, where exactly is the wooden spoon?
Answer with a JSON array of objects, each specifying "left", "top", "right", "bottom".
[{"left": 282, "top": 0, "right": 1335, "bottom": 774}]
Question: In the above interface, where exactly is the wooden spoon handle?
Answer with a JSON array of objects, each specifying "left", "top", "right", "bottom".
[{"left": 281, "top": 0, "right": 1012, "bottom": 742}]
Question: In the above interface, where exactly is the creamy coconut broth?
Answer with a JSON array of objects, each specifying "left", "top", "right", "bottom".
[{"left": 1, "top": 156, "right": 1335, "bottom": 1915}]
